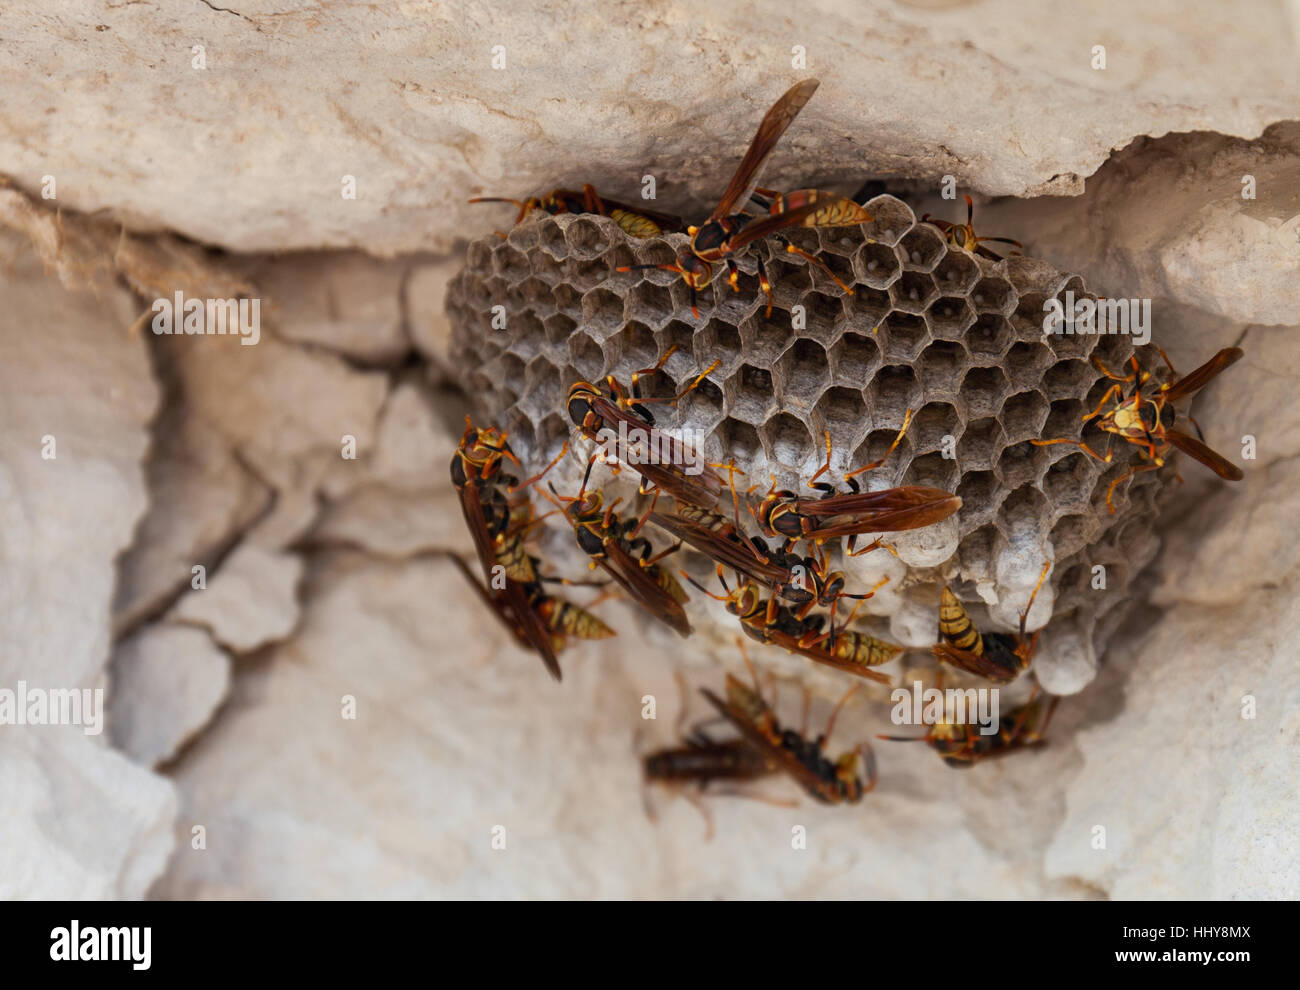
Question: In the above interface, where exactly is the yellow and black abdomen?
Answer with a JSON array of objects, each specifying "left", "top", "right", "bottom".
[{"left": 938, "top": 587, "right": 984, "bottom": 654}]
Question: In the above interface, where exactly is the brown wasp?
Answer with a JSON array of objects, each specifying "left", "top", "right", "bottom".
[
  {"left": 649, "top": 502, "right": 881, "bottom": 617},
  {"left": 566, "top": 346, "right": 723, "bottom": 509},
  {"left": 1031, "top": 346, "right": 1244, "bottom": 513},
  {"left": 879, "top": 681, "right": 1059, "bottom": 768},
  {"left": 748, "top": 413, "right": 962, "bottom": 550},
  {"left": 921, "top": 194, "right": 1022, "bottom": 261},
  {"left": 618, "top": 79, "right": 870, "bottom": 318},
  {"left": 641, "top": 672, "right": 784, "bottom": 839},
  {"left": 544, "top": 460, "right": 693, "bottom": 638},
  {"left": 469, "top": 182, "right": 684, "bottom": 239},
  {"left": 450, "top": 418, "right": 610, "bottom": 680},
  {"left": 685, "top": 569, "right": 900, "bottom": 684},
  {"left": 700, "top": 652, "right": 877, "bottom": 805},
  {"left": 932, "top": 561, "right": 1050, "bottom": 685}
]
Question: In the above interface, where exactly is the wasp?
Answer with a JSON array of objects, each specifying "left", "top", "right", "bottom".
[
  {"left": 932, "top": 561, "right": 1051, "bottom": 684},
  {"left": 641, "top": 672, "right": 784, "bottom": 839},
  {"left": 879, "top": 682, "right": 1059, "bottom": 768},
  {"left": 700, "top": 654, "right": 877, "bottom": 805},
  {"left": 921, "top": 194, "right": 1022, "bottom": 261},
  {"left": 469, "top": 182, "right": 684, "bottom": 239},
  {"left": 544, "top": 461, "right": 693, "bottom": 637},
  {"left": 1031, "top": 346, "right": 1244, "bottom": 513},
  {"left": 618, "top": 79, "right": 871, "bottom": 318},
  {"left": 685, "top": 570, "right": 900, "bottom": 683},
  {"left": 450, "top": 418, "right": 608, "bottom": 680},
  {"left": 748, "top": 413, "right": 962, "bottom": 550},
  {"left": 566, "top": 346, "right": 723, "bottom": 509},
  {"left": 649, "top": 502, "right": 881, "bottom": 616}
]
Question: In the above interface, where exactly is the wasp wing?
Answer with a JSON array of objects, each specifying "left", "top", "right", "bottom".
[
  {"left": 1165, "top": 428, "right": 1244, "bottom": 480},
  {"left": 588, "top": 395, "right": 723, "bottom": 507},
  {"left": 647, "top": 511, "right": 794, "bottom": 589},
  {"left": 595, "top": 540, "right": 693, "bottom": 637},
  {"left": 1161, "top": 347, "right": 1243, "bottom": 403}
]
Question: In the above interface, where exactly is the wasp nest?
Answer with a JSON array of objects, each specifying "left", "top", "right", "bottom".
[{"left": 446, "top": 195, "right": 1163, "bottom": 694}]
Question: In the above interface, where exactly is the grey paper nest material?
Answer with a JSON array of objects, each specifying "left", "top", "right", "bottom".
[{"left": 446, "top": 195, "right": 1163, "bottom": 694}]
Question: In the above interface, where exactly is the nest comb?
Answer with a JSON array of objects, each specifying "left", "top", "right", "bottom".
[{"left": 445, "top": 195, "right": 1164, "bottom": 695}]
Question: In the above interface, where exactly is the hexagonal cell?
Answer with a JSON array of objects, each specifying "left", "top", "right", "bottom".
[
  {"left": 1049, "top": 512, "right": 1097, "bottom": 560},
  {"left": 861, "top": 195, "right": 914, "bottom": 245},
  {"left": 909, "top": 401, "right": 960, "bottom": 454},
  {"left": 958, "top": 523, "right": 999, "bottom": 571},
  {"left": 1041, "top": 451, "right": 1096, "bottom": 517},
  {"left": 880, "top": 313, "right": 929, "bottom": 363},
  {"left": 656, "top": 319, "right": 698, "bottom": 369},
  {"left": 530, "top": 251, "right": 563, "bottom": 285},
  {"left": 695, "top": 319, "right": 742, "bottom": 376},
  {"left": 1042, "top": 359, "right": 1095, "bottom": 401},
  {"left": 795, "top": 290, "right": 845, "bottom": 345},
  {"left": 567, "top": 331, "right": 607, "bottom": 382},
  {"left": 967, "top": 312, "right": 1015, "bottom": 360},
  {"left": 960, "top": 417, "right": 1006, "bottom": 471},
  {"left": 955, "top": 469, "right": 999, "bottom": 525},
  {"left": 491, "top": 352, "right": 527, "bottom": 393},
  {"left": 932, "top": 250, "right": 980, "bottom": 294},
  {"left": 898, "top": 225, "right": 946, "bottom": 272},
  {"left": 999, "top": 482, "right": 1051, "bottom": 535},
  {"left": 926, "top": 296, "right": 975, "bottom": 339},
  {"left": 869, "top": 364, "right": 920, "bottom": 419},
  {"left": 850, "top": 422, "right": 912, "bottom": 479},
  {"left": 970, "top": 275, "right": 1016, "bottom": 314},
  {"left": 998, "top": 439, "right": 1049, "bottom": 490},
  {"left": 830, "top": 332, "right": 881, "bottom": 387},
  {"left": 552, "top": 282, "right": 582, "bottom": 317},
  {"left": 917, "top": 340, "right": 966, "bottom": 398},
  {"left": 493, "top": 243, "right": 530, "bottom": 281},
  {"left": 1004, "top": 340, "right": 1055, "bottom": 392},
  {"left": 679, "top": 374, "right": 725, "bottom": 430},
  {"left": 562, "top": 215, "right": 615, "bottom": 260},
  {"left": 543, "top": 312, "right": 578, "bottom": 348},
  {"left": 854, "top": 240, "right": 903, "bottom": 290},
  {"left": 727, "top": 364, "right": 777, "bottom": 425},
  {"left": 466, "top": 239, "right": 495, "bottom": 273},
  {"left": 1092, "top": 330, "right": 1133, "bottom": 371},
  {"left": 627, "top": 280, "right": 677, "bottom": 330},
  {"left": 999, "top": 389, "right": 1050, "bottom": 444},
  {"left": 810, "top": 251, "right": 856, "bottom": 297},
  {"left": 906, "top": 450, "right": 959, "bottom": 492},
  {"left": 890, "top": 270, "right": 939, "bottom": 313},
  {"left": 537, "top": 411, "right": 571, "bottom": 457},
  {"left": 539, "top": 218, "right": 568, "bottom": 260},
  {"left": 761, "top": 412, "right": 815, "bottom": 468},
  {"left": 747, "top": 314, "right": 794, "bottom": 365},
  {"left": 1041, "top": 397, "right": 1086, "bottom": 441},
  {"left": 1046, "top": 327, "right": 1094, "bottom": 362},
  {"left": 961, "top": 365, "right": 1010, "bottom": 419},
  {"left": 1011, "top": 289, "right": 1051, "bottom": 334},
  {"left": 813, "top": 386, "right": 869, "bottom": 443},
  {"left": 580, "top": 286, "right": 626, "bottom": 339},
  {"left": 775, "top": 338, "right": 831, "bottom": 401},
  {"left": 610, "top": 320, "right": 659, "bottom": 378},
  {"left": 844, "top": 286, "right": 891, "bottom": 330},
  {"left": 506, "top": 312, "right": 545, "bottom": 360},
  {"left": 521, "top": 355, "right": 564, "bottom": 420},
  {"left": 715, "top": 416, "right": 763, "bottom": 466}
]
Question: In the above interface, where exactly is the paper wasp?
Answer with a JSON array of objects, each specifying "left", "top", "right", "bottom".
[
  {"left": 921, "top": 195, "right": 1022, "bottom": 261},
  {"left": 879, "top": 682, "right": 1059, "bottom": 768},
  {"left": 641, "top": 672, "right": 783, "bottom": 839},
  {"left": 648, "top": 503, "right": 879, "bottom": 616},
  {"left": 700, "top": 654, "right": 877, "bottom": 804},
  {"left": 932, "top": 561, "right": 1050, "bottom": 684},
  {"left": 469, "top": 182, "right": 684, "bottom": 239},
  {"left": 618, "top": 79, "right": 870, "bottom": 318},
  {"left": 1031, "top": 346, "right": 1244, "bottom": 513},
  {"left": 450, "top": 418, "right": 610, "bottom": 680},
  {"left": 684, "top": 569, "right": 899, "bottom": 683},
  {"left": 545, "top": 460, "right": 693, "bottom": 638},
  {"left": 748, "top": 413, "right": 962, "bottom": 549},
  {"left": 566, "top": 347, "right": 723, "bottom": 509}
]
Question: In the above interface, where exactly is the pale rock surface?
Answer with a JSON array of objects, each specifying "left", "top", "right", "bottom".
[
  {"left": 2, "top": 3, "right": 1299, "bottom": 254},
  {"left": 0, "top": 231, "right": 176, "bottom": 898},
  {"left": 172, "top": 543, "right": 303, "bottom": 655},
  {"left": 110, "top": 624, "right": 232, "bottom": 768}
]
